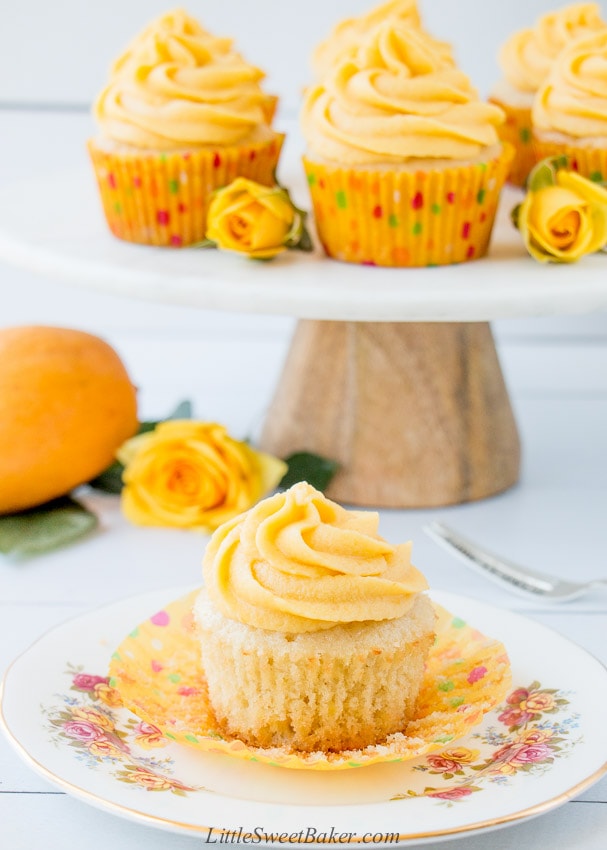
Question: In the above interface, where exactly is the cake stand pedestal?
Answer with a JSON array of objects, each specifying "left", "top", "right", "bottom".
[
  {"left": 1, "top": 170, "right": 606, "bottom": 507},
  {"left": 259, "top": 320, "right": 519, "bottom": 507}
]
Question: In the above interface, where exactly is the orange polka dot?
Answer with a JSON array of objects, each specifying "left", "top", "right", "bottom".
[{"left": 392, "top": 246, "right": 411, "bottom": 264}]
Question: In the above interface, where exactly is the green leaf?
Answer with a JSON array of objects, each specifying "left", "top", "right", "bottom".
[
  {"left": 510, "top": 203, "right": 521, "bottom": 230},
  {"left": 279, "top": 452, "right": 339, "bottom": 492},
  {"left": 88, "top": 461, "right": 124, "bottom": 494},
  {"left": 0, "top": 496, "right": 98, "bottom": 557},
  {"left": 138, "top": 399, "right": 193, "bottom": 434},
  {"left": 528, "top": 160, "right": 558, "bottom": 192}
]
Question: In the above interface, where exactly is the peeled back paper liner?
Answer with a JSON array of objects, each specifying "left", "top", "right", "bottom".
[
  {"left": 108, "top": 591, "right": 511, "bottom": 770},
  {"left": 531, "top": 134, "right": 607, "bottom": 184},
  {"left": 88, "top": 134, "right": 284, "bottom": 247},
  {"left": 302, "top": 144, "right": 513, "bottom": 268},
  {"left": 489, "top": 98, "right": 535, "bottom": 187}
]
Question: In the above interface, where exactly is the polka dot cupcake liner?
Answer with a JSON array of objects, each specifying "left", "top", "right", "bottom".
[
  {"left": 531, "top": 135, "right": 607, "bottom": 184},
  {"left": 489, "top": 99, "right": 535, "bottom": 187},
  {"left": 88, "top": 134, "right": 284, "bottom": 247},
  {"left": 108, "top": 590, "right": 511, "bottom": 770},
  {"left": 303, "top": 145, "right": 513, "bottom": 268}
]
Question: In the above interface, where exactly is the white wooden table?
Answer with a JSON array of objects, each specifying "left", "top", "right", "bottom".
[{"left": 0, "top": 109, "right": 606, "bottom": 850}]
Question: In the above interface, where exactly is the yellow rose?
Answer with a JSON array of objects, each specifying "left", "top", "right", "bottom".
[
  {"left": 440, "top": 747, "right": 480, "bottom": 764},
  {"left": 206, "top": 177, "right": 303, "bottom": 259},
  {"left": 515, "top": 168, "right": 607, "bottom": 263},
  {"left": 117, "top": 420, "right": 287, "bottom": 531}
]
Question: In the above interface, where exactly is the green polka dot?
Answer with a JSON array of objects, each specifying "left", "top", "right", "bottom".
[
  {"left": 160, "top": 153, "right": 167, "bottom": 163},
  {"left": 307, "top": 173, "right": 317, "bottom": 186},
  {"left": 184, "top": 734, "right": 199, "bottom": 744},
  {"left": 477, "top": 189, "right": 486, "bottom": 204},
  {"left": 590, "top": 171, "right": 603, "bottom": 183},
  {"left": 169, "top": 179, "right": 179, "bottom": 194},
  {"left": 109, "top": 677, "right": 117, "bottom": 688},
  {"left": 129, "top": 627, "right": 139, "bottom": 638},
  {"left": 479, "top": 162, "right": 488, "bottom": 171},
  {"left": 167, "top": 673, "right": 181, "bottom": 683},
  {"left": 412, "top": 221, "right": 423, "bottom": 235},
  {"left": 434, "top": 735, "right": 455, "bottom": 744},
  {"left": 520, "top": 127, "right": 532, "bottom": 144},
  {"left": 452, "top": 617, "right": 466, "bottom": 629},
  {"left": 348, "top": 761, "right": 364, "bottom": 768},
  {"left": 113, "top": 202, "right": 122, "bottom": 214},
  {"left": 153, "top": 688, "right": 162, "bottom": 697},
  {"left": 431, "top": 203, "right": 441, "bottom": 215},
  {"left": 450, "top": 696, "right": 465, "bottom": 707},
  {"left": 438, "top": 680, "right": 455, "bottom": 692},
  {"left": 388, "top": 213, "right": 399, "bottom": 228},
  {"left": 165, "top": 732, "right": 177, "bottom": 740},
  {"left": 336, "top": 190, "right": 347, "bottom": 209},
  {"left": 111, "top": 652, "right": 121, "bottom": 661}
]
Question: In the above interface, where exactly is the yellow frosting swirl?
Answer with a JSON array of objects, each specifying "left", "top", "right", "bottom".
[
  {"left": 533, "top": 29, "right": 607, "bottom": 137},
  {"left": 312, "top": 0, "right": 454, "bottom": 79},
  {"left": 302, "top": 23, "right": 503, "bottom": 165},
  {"left": 94, "top": 9, "right": 269, "bottom": 149},
  {"left": 202, "top": 482, "right": 428, "bottom": 633},
  {"left": 499, "top": 3, "right": 606, "bottom": 93}
]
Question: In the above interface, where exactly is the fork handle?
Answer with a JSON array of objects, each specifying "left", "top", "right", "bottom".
[{"left": 424, "top": 521, "right": 556, "bottom": 595}]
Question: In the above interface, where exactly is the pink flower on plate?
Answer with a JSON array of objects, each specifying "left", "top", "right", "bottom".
[
  {"left": 62, "top": 720, "right": 107, "bottom": 742},
  {"left": 498, "top": 706, "right": 534, "bottom": 727},
  {"left": 510, "top": 743, "right": 552, "bottom": 765},
  {"left": 134, "top": 721, "right": 166, "bottom": 749},
  {"left": 72, "top": 673, "right": 109, "bottom": 691},
  {"left": 506, "top": 687, "right": 530, "bottom": 705},
  {"left": 427, "top": 756, "right": 459, "bottom": 773},
  {"left": 427, "top": 787, "right": 473, "bottom": 800}
]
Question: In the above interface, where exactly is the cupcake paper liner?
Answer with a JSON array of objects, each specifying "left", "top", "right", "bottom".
[
  {"left": 489, "top": 98, "right": 535, "bottom": 187},
  {"left": 531, "top": 135, "right": 607, "bottom": 183},
  {"left": 88, "top": 134, "right": 284, "bottom": 247},
  {"left": 108, "top": 590, "right": 511, "bottom": 770},
  {"left": 303, "top": 145, "right": 513, "bottom": 268}
]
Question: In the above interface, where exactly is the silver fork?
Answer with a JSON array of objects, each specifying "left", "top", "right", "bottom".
[{"left": 424, "top": 521, "right": 607, "bottom": 603}]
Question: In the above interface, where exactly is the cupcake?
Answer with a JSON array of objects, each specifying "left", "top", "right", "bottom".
[
  {"left": 195, "top": 482, "right": 435, "bottom": 753},
  {"left": 311, "top": 0, "right": 453, "bottom": 80},
  {"left": 301, "top": 23, "right": 511, "bottom": 267},
  {"left": 88, "top": 9, "right": 283, "bottom": 247},
  {"left": 532, "top": 29, "right": 607, "bottom": 181},
  {"left": 490, "top": 3, "right": 606, "bottom": 186}
]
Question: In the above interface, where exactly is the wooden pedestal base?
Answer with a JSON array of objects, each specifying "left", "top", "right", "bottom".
[{"left": 259, "top": 321, "right": 521, "bottom": 508}]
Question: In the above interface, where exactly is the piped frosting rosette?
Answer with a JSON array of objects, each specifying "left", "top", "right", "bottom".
[
  {"left": 88, "top": 9, "right": 282, "bottom": 246},
  {"left": 532, "top": 29, "right": 607, "bottom": 181},
  {"left": 301, "top": 23, "right": 511, "bottom": 266},
  {"left": 491, "top": 3, "right": 606, "bottom": 185},
  {"left": 202, "top": 482, "right": 427, "bottom": 633},
  {"left": 311, "top": 0, "right": 454, "bottom": 80}
]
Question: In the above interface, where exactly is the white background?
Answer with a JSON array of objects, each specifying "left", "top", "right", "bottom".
[{"left": 0, "top": 2, "right": 606, "bottom": 849}]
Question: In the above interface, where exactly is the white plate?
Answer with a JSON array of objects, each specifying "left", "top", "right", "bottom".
[
  {"left": 1, "top": 170, "right": 607, "bottom": 322},
  {"left": 1, "top": 587, "right": 606, "bottom": 846}
]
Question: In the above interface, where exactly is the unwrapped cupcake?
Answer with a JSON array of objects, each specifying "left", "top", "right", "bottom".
[
  {"left": 301, "top": 23, "right": 511, "bottom": 267},
  {"left": 490, "top": 3, "right": 606, "bottom": 186},
  {"left": 88, "top": 9, "right": 283, "bottom": 246},
  {"left": 532, "top": 29, "right": 607, "bottom": 180},
  {"left": 195, "top": 481, "right": 435, "bottom": 752}
]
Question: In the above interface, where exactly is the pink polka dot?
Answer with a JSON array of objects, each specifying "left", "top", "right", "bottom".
[
  {"left": 362, "top": 259, "right": 377, "bottom": 266},
  {"left": 170, "top": 234, "right": 183, "bottom": 246},
  {"left": 411, "top": 191, "right": 424, "bottom": 210},
  {"left": 372, "top": 205, "right": 383, "bottom": 218},
  {"left": 319, "top": 179, "right": 326, "bottom": 189},
  {"left": 107, "top": 173, "right": 117, "bottom": 189},
  {"left": 467, "top": 665, "right": 487, "bottom": 684},
  {"left": 182, "top": 152, "right": 191, "bottom": 160},
  {"left": 157, "top": 210, "right": 170, "bottom": 226},
  {"left": 249, "top": 150, "right": 257, "bottom": 161},
  {"left": 480, "top": 212, "right": 487, "bottom": 223},
  {"left": 571, "top": 159, "right": 579, "bottom": 171},
  {"left": 462, "top": 221, "right": 471, "bottom": 239},
  {"left": 133, "top": 176, "right": 142, "bottom": 188},
  {"left": 447, "top": 192, "right": 456, "bottom": 204},
  {"left": 467, "top": 245, "right": 476, "bottom": 259},
  {"left": 213, "top": 152, "right": 222, "bottom": 168},
  {"left": 178, "top": 202, "right": 187, "bottom": 214},
  {"left": 151, "top": 660, "right": 163, "bottom": 673},
  {"left": 177, "top": 686, "right": 201, "bottom": 696},
  {"left": 150, "top": 610, "right": 170, "bottom": 626}
]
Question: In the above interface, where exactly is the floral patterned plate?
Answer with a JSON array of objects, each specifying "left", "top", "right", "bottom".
[{"left": 1, "top": 587, "right": 606, "bottom": 846}]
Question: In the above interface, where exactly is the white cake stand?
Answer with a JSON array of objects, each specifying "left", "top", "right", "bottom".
[{"left": 1, "top": 169, "right": 606, "bottom": 508}]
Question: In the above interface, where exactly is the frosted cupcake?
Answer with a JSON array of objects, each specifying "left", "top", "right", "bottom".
[
  {"left": 533, "top": 29, "right": 607, "bottom": 181},
  {"left": 301, "top": 23, "right": 511, "bottom": 267},
  {"left": 490, "top": 3, "right": 605, "bottom": 186},
  {"left": 88, "top": 10, "right": 283, "bottom": 246},
  {"left": 195, "top": 482, "right": 435, "bottom": 753},
  {"left": 311, "top": 0, "right": 453, "bottom": 80}
]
